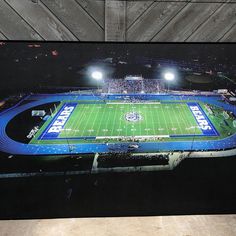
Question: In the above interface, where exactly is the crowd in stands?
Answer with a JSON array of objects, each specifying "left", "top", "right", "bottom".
[{"left": 103, "top": 78, "right": 164, "bottom": 94}]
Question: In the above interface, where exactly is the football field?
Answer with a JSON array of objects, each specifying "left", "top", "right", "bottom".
[
  {"left": 31, "top": 101, "right": 220, "bottom": 143},
  {"left": 59, "top": 103, "right": 202, "bottom": 137}
]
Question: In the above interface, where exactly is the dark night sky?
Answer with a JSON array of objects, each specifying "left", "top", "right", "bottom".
[{"left": 0, "top": 42, "right": 236, "bottom": 95}]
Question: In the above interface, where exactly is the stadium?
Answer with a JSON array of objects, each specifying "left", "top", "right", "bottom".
[{"left": 0, "top": 74, "right": 236, "bottom": 173}]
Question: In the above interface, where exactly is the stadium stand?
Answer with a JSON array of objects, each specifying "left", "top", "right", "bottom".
[{"left": 104, "top": 78, "right": 164, "bottom": 94}]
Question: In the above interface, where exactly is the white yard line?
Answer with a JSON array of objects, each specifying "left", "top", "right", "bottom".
[
  {"left": 71, "top": 104, "right": 88, "bottom": 137},
  {"left": 154, "top": 104, "right": 161, "bottom": 135},
  {"left": 183, "top": 104, "right": 200, "bottom": 135},
  {"left": 58, "top": 103, "right": 78, "bottom": 138},
  {"left": 90, "top": 104, "right": 101, "bottom": 137},
  {"left": 138, "top": 104, "right": 142, "bottom": 136},
  {"left": 81, "top": 104, "right": 96, "bottom": 137},
  {"left": 172, "top": 107, "right": 183, "bottom": 135},
  {"left": 110, "top": 105, "right": 118, "bottom": 136},
  {"left": 160, "top": 104, "right": 169, "bottom": 135},
  {"left": 166, "top": 105, "right": 177, "bottom": 135},
  {"left": 69, "top": 104, "right": 82, "bottom": 137},
  {"left": 179, "top": 104, "right": 193, "bottom": 135},
  {"left": 103, "top": 104, "right": 112, "bottom": 136},
  {"left": 117, "top": 104, "right": 123, "bottom": 136},
  {"left": 96, "top": 135, "right": 169, "bottom": 139},
  {"left": 106, "top": 102, "right": 161, "bottom": 104},
  {"left": 150, "top": 105, "right": 156, "bottom": 136},
  {"left": 143, "top": 105, "right": 149, "bottom": 136},
  {"left": 96, "top": 104, "right": 106, "bottom": 137}
]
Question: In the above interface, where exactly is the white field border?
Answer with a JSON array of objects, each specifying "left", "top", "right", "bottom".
[
  {"left": 106, "top": 102, "right": 161, "bottom": 105},
  {"left": 96, "top": 135, "right": 169, "bottom": 140}
]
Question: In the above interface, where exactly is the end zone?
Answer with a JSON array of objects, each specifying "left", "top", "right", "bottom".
[
  {"left": 38, "top": 102, "right": 77, "bottom": 140},
  {"left": 187, "top": 102, "right": 219, "bottom": 136}
]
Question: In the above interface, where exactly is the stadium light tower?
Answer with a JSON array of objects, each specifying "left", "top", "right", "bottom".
[
  {"left": 91, "top": 69, "right": 104, "bottom": 91},
  {"left": 163, "top": 71, "right": 175, "bottom": 92}
]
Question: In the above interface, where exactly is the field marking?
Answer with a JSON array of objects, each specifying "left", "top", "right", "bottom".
[
  {"left": 174, "top": 106, "right": 184, "bottom": 135},
  {"left": 118, "top": 104, "right": 124, "bottom": 137},
  {"left": 160, "top": 104, "right": 169, "bottom": 135},
  {"left": 138, "top": 104, "right": 142, "bottom": 136},
  {"left": 171, "top": 107, "right": 180, "bottom": 134},
  {"left": 96, "top": 104, "right": 106, "bottom": 137},
  {"left": 155, "top": 104, "right": 161, "bottom": 135},
  {"left": 188, "top": 102, "right": 219, "bottom": 136},
  {"left": 38, "top": 103, "right": 63, "bottom": 140},
  {"left": 88, "top": 105, "right": 99, "bottom": 136},
  {"left": 186, "top": 104, "right": 200, "bottom": 134},
  {"left": 71, "top": 104, "right": 86, "bottom": 137},
  {"left": 183, "top": 104, "right": 195, "bottom": 134},
  {"left": 184, "top": 103, "right": 202, "bottom": 135},
  {"left": 60, "top": 103, "right": 76, "bottom": 138},
  {"left": 40, "top": 102, "right": 77, "bottom": 140},
  {"left": 179, "top": 104, "right": 193, "bottom": 135},
  {"left": 106, "top": 102, "right": 161, "bottom": 104},
  {"left": 166, "top": 105, "right": 177, "bottom": 135},
  {"left": 129, "top": 103, "right": 134, "bottom": 137},
  {"left": 182, "top": 104, "right": 193, "bottom": 133},
  {"left": 103, "top": 104, "right": 112, "bottom": 136},
  {"left": 68, "top": 104, "right": 81, "bottom": 138},
  {"left": 124, "top": 103, "right": 129, "bottom": 137},
  {"left": 184, "top": 108, "right": 195, "bottom": 134},
  {"left": 177, "top": 104, "right": 187, "bottom": 134},
  {"left": 172, "top": 106, "right": 181, "bottom": 134},
  {"left": 110, "top": 105, "right": 118, "bottom": 136},
  {"left": 143, "top": 104, "right": 148, "bottom": 136},
  {"left": 96, "top": 135, "right": 169, "bottom": 139},
  {"left": 53, "top": 102, "right": 214, "bottom": 140},
  {"left": 89, "top": 104, "right": 102, "bottom": 136},
  {"left": 150, "top": 105, "right": 156, "bottom": 136},
  {"left": 81, "top": 104, "right": 96, "bottom": 137}
]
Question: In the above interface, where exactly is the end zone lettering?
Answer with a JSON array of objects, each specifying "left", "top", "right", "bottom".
[
  {"left": 187, "top": 102, "right": 218, "bottom": 136},
  {"left": 189, "top": 105, "right": 211, "bottom": 130},
  {"left": 48, "top": 106, "right": 74, "bottom": 133},
  {"left": 39, "top": 103, "right": 77, "bottom": 139}
]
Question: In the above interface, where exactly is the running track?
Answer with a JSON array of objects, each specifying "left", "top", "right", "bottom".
[{"left": 0, "top": 93, "right": 235, "bottom": 155}]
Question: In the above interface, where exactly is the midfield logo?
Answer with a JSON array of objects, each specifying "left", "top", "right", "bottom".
[{"left": 125, "top": 112, "right": 142, "bottom": 122}]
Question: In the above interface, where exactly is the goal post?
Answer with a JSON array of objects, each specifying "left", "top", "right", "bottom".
[
  {"left": 223, "top": 111, "right": 229, "bottom": 119},
  {"left": 233, "top": 120, "right": 236, "bottom": 128}
]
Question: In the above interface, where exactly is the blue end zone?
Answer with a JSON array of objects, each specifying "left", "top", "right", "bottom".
[
  {"left": 187, "top": 102, "right": 219, "bottom": 136},
  {"left": 38, "top": 102, "right": 78, "bottom": 140}
]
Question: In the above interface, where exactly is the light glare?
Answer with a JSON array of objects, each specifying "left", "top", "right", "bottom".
[
  {"left": 91, "top": 71, "right": 103, "bottom": 80},
  {"left": 164, "top": 72, "right": 175, "bottom": 81}
]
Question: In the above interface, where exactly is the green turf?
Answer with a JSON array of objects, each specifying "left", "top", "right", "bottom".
[
  {"left": 30, "top": 100, "right": 236, "bottom": 144},
  {"left": 59, "top": 102, "right": 202, "bottom": 138}
]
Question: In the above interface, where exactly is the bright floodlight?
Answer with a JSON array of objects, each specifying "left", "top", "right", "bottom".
[
  {"left": 91, "top": 71, "right": 103, "bottom": 80},
  {"left": 164, "top": 72, "right": 175, "bottom": 81}
]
